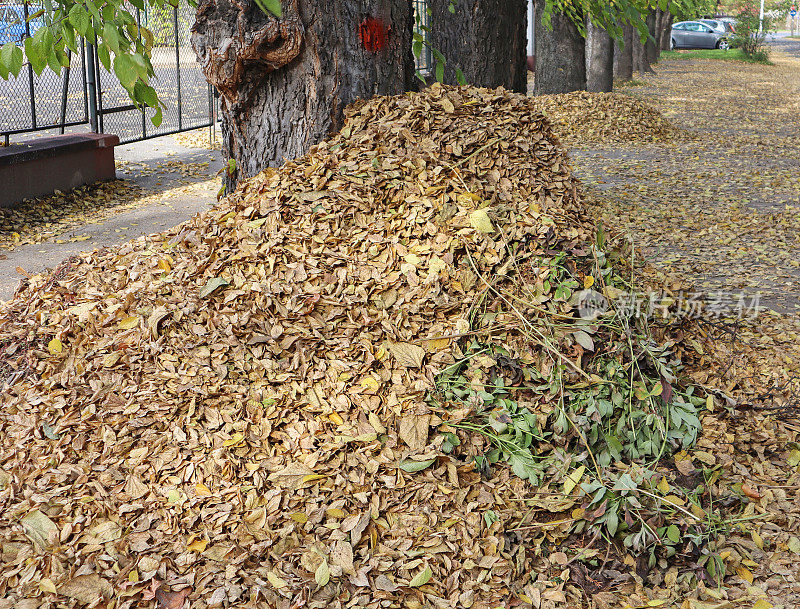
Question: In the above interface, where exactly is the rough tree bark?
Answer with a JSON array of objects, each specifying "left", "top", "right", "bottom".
[
  {"left": 613, "top": 24, "right": 634, "bottom": 81},
  {"left": 192, "top": 0, "right": 414, "bottom": 187},
  {"left": 428, "top": 0, "right": 527, "bottom": 93},
  {"left": 659, "top": 12, "right": 674, "bottom": 50},
  {"left": 632, "top": 27, "right": 654, "bottom": 74},
  {"left": 646, "top": 10, "right": 659, "bottom": 64},
  {"left": 534, "top": 1, "right": 585, "bottom": 94},
  {"left": 585, "top": 21, "right": 613, "bottom": 92}
]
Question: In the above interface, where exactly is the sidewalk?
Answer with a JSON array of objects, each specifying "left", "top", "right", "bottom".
[{"left": 0, "top": 130, "right": 223, "bottom": 300}]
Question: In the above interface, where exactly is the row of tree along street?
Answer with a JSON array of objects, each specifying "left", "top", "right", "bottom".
[{"left": 0, "top": 0, "right": 714, "bottom": 186}]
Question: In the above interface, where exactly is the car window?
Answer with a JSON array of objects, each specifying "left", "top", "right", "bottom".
[
  {"left": 673, "top": 23, "right": 686, "bottom": 30},
  {"left": 685, "top": 23, "right": 700, "bottom": 31}
]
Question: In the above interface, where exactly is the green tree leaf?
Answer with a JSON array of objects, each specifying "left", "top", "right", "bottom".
[
  {"left": 113, "top": 53, "right": 137, "bottom": 88},
  {"left": 253, "top": 0, "right": 281, "bottom": 17},
  {"left": 408, "top": 565, "right": 432, "bottom": 587},
  {"left": 1, "top": 43, "right": 23, "bottom": 78},
  {"left": 151, "top": 106, "right": 163, "bottom": 127},
  {"left": 68, "top": 4, "right": 91, "bottom": 37},
  {"left": 399, "top": 458, "right": 435, "bottom": 473}
]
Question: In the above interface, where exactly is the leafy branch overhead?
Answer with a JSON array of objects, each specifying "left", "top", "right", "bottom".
[{"left": 0, "top": 0, "right": 283, "bottom": 126}]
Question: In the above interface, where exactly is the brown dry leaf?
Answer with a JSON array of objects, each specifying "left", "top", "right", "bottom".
[
  {"left": 398, "top": 413, "right": 431, "bottom": 451},
  {"left": 155, "top": 586, "right": 192, "bottom": 609},
  {"left": 60, "top": 574, "right": 112, "bottom": 604},
  {"left": 20, "top": 510, "right": 59, "bottom": 550},
  {"left": 389, "top": 341, "right": 426, "bottom": 368}
]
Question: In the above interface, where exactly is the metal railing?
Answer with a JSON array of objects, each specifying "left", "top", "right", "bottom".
[
  {"left": 413, "top": 0, "right": 432, "bottom": 74},
  {"left": 0, "top": 1, "right": 215, "bottom": 145}
]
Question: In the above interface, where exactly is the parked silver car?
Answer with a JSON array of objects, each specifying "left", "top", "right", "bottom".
[
  {"left": 699, "top": 19, "right": 736, "bottom": 34},
  {"left": 671, "top": 21, "right": 730, "bottom": 50}
]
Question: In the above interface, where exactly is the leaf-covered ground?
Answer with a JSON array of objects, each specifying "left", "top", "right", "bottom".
[
  {"left": 548, "top": 42, "right": 800, "bottom": 608},
  {"left": 571, "top": 44, "right": 800, "bottom": 315}
]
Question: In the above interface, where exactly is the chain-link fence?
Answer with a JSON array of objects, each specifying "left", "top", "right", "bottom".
[
  {"left": 93, "top": 4, "right": 215, "bottom": 143},
  {"left": 413, "top": 0, "right": 432, "bottom": 74},
  {"left": 0, "top": 2, "right": 214, "bottom": 145},
  {"left": 0, "top": 0, "right": 90, "bottom": 143},
  {"left": 2, "top": 3, "right": 431, "bottom": 145}
]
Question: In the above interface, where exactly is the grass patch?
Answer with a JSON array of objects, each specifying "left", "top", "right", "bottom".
[
  {"left": 616, "top": 78, "right": 648, "bottom": 87},
  {"left": 659, "top": 48, "right": 772, "bottom": 64}
]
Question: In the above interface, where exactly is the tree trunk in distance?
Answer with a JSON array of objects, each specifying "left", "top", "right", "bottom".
[
  {"left": 586, "top": 21, "right": 613, "bottom": 92},
  {"left": 646, "top": 10, "right": 659, "bottom": 64},
  {"left": 192, "top": 0, "right": 414, "bottom": 188},
  {"left": 660, "top": 13, "right": 674, "bottom": 50},
  {"left": 534, "top": 1, "right": 585, "bottom": 94},
  {"left": 614, "top": 24, "right": 634, "bottom": 81},
  {"left": 632, "top": 27, "right": 655, "bottom": 74},
  {"left": 428, "top": 0, "right": 527, "bottom": 93}
]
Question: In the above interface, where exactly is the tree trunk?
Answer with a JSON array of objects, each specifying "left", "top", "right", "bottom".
[
  {"left": 632, "top": 27, "right": 654, "bottom": 74},
  {"left": 192, "top": 0, "right": 414, "bottom": 187},
  {"left": 428, "top": 0, "right": 527, "bottom": 93},
  {"left": 586, "top": 21, "right": 613, "bottom": 92},
  {"left": 646, "top": 10, "right": 659, "bottom": 64},
  {"left": 534, "top": 1, "right": 585, "bottom": 94},
  {"left": 613, "top": 24, "right": 634, "bottom": 81},
  {"left": 659, "top": 13, "right": 674, "bottom": 50}
]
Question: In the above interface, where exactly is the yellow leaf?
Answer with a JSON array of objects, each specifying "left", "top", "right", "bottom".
[
  {"left": 563, "top": 465, "right": 586, "bottom": 496},
  {"left": 223, "top": 432, "right": 244, "bottom": 447},
  {"left": 187, "top": 538, "right": 209, "bottom": 553},
  {"left": 368, "top": 412, "right": 387, "bottom": 434},
  {"left": 658, "top": 477, "right": 670, "bottom": 494},
  {"left": 583, "top": 275, "right": 595, "bottom": 289},
  {"left": 737, "top": 566, "right": 754, "bottom": 584},
  {"left": 290, "top": 512, "right": 308, "bottom": 524},
  {"left": 469, "top": 208, "right": 494, "bottom": 233},
  {"left": 663, "top": 494, "right": 685, "bottom": 506},
  {"left": 706, "top": 394, "right": 714, "bottom": 412},
  {"left": 117, "top": 316, "right": 139, "bottom": 330},
  {"left": 195, "top": 483, "right": 212, "bottom": 496},
  {"left": 751, "top": 530, "right": 764, "bottom": 550},
  {"left": 157, "top": 259, "right": 171, "bottom": 273},
  {"left": 47, "top": 338, "right": 63, "bottom": 355},
  {"left": 326, "top": 508, "right": 346, "bottom": 519},
  {"left": 389, "top": 342, "right": 426, "bottom": 368},
  {"left": 647, "top": 601, "right": 668, "bottom": 607},
  {"left": 103, "top": 352, "right": 121, "bottom": 367},
  {"left": 315, "top": 560, "right": 330, "bottom": 587},
  {"left": 301, "top": 474, "right": 326, "bottom": 484},
  {"left": 39, "top": 579, "right": 57, "bottom": 594},
  {"left": 267, "top": 571, "right": 288, "bottom": 589},
  {"left": 360, "top": 376, "right": 380, "bottom": 391},
  {"left": 328, "top": 412, "right": 344, "bottom": 426},
  {"left": 752, "top": 600, "right": 772, "bottom": 609}
]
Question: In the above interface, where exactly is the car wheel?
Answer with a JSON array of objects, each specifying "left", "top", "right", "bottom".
[
  {"left": 717, "top": 39, "right": 729, "bottom": 50},
  {"left": 670, "top": 38, "right": 676, "bottom": 50}
]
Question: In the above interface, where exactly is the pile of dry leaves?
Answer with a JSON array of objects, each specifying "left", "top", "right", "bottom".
[
  {"left": 0, "top": 84, "right": 788, "bottom": 609},
  {"left": 0, "top": 84, "right": 596, "bottom": 609},
  {"left": 529, "top": 91, "right": 682, "bottom": 145}
]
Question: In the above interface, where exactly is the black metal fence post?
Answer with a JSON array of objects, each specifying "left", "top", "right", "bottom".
[
  {"left": 23, "top": 1, "right": 36, "bottom": 129},
  {"left": 174, "top": 6, "right": 183, "bottom": 131},
  {"left": 85, "top": 40, "right": 99, "bottom": 132},
  {"left": 59, "top": 51, "right": 71, "bottom": 134}
]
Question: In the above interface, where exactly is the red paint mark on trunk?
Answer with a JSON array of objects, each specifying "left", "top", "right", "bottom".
[{"left": 359, "top": 17, "right": 388, "bottom": 52}]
